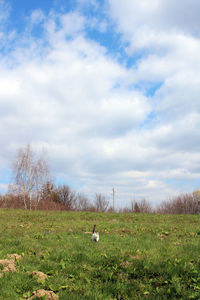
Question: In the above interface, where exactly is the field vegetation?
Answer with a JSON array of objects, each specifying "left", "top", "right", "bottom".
[{"left": 0, "top": 209, "right": 199, "bottom": 299}]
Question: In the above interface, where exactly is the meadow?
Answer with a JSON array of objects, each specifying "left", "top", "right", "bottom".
[{"left": 0, "top": 209, "right": 199, "bottom": 299}]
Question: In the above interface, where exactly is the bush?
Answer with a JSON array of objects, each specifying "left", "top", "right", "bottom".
[{"left": 157, "top": 192, "right": 200, "bottom": 214}]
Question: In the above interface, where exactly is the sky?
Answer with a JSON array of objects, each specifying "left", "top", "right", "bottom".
[{"left": 0, "top": 0, "right": 200, "bottom": 208}]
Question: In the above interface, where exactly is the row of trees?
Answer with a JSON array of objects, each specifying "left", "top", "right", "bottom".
[
  {"left": 156, "top": 191, "right": 200, "bottom": 214},
  {"left": 0, "top": 144, "right": 200, "bottom": 214},
  {"left": 1, "top": 189, "right": 200, "bottom": 214},
  {"left": 119, "top": 192, "right": 200, "bottom": 214},
  {"left": 37, "top": 182, "right": 110, "bottom": 212},
  {"left": 0, "top": 185, "right": 110, "bottom": 212},
  {"left": 0, "top": 144, "right": 110, "bottom": 211}
]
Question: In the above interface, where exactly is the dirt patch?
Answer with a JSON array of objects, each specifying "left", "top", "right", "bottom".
[
  {"left": 32, "top": 271, "right": 48, "bottom": 282},
  {"left": 28, "top": 289, "right": 59, "bottom": 300},
  {"left": 0, "top": 253, "right": 22, "bottom": 277}
]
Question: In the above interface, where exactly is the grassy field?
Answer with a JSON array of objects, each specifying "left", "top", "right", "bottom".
[{"left": 0, "top": 209, "right": 199, "bottom": 299}]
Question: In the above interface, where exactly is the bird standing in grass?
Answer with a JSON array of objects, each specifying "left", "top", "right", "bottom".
[{"left": 91, "top": 224, "right": 99, "bottom": 242}]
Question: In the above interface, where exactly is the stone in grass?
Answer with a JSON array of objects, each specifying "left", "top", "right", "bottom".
[
  {"left": 0, "top": 259, "right": 17, "bottom": 274},
  {"left": 0, "top": 253, "right": 22, "bottom": 277},
  {"left": 7, "top": 253, "right": 22, "bottom": 261},
  {"left": 32, "top": 271, "right": 48, "bottom": 282},
  {"left": 28, "top": 289, "right": 59, "bottom": 300}
]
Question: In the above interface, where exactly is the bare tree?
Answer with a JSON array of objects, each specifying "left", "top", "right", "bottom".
[
  {"left": 130, "top": 200, "right": 140, "bottom": 212},
  {"left": 34, "top": 156, "right": 50, "bottom": 207},
  {"left": 75, "top": 193, "right": 91, "bottom": 211},
  {"left": 157, "top": 192, "right": 200, "bottom": 214},
  {"left": 41, "top": 181, "right": 60, "bottom": 203},
  {"left": 0, "top": 194, "right": 3, "bottom": 207},
  {"left": 192, "top": 190, "right": 200, "bottom": 214},
  {"left": 134, "top": 202, "right": 140, "bottom": 213},
  {"left": 55, "top": 185, "right": 77, "bottom": 210},
  {"left": 94, "top": 193, "right": 109, "bottom": 212},
  {"left": 9, "top": 144, "right": 50, "bottom": 209},
  {"left": 130, "top": 199, "right": 152, "bottom": 213},
  {"left": 138, "top": 199, "right": 152, "bottom": 213}
]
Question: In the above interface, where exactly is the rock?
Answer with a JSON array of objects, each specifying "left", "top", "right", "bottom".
[
  {"left": 32, "top": 270, "right": 48, "bottom": 282},
  {"left": 7, "top": 253, "right": 22, "bottom": 261},
  {"left": 28, "top": 289, "right": 59, "bottom": 300},
  {"left": 0, "top": 253, "right": 22, "bottom": 277}
]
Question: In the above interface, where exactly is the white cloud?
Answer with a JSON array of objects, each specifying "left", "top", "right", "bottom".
[
  {"left": 0, "top": 1, "right": 200, "bottom": 207},
  {"left": 76, "top": 0, "right": 100, "bottom": 11},
  {"left": 108, "top": 0, "right": 200, "bottom": 79},
  {"left": 108, "top": 0, "right": 200, "bottom": 37},
  {"left": 0, "top": 9, "right": 150, "bottom": 198},
  {"left": 0, "top": 0, "right": 10, "bottom": 24},
  {"left": 30, "top": 9, "right": 45, "bottom": 25},
  {"left": 0, "top": 0, "right": 14, "bottom": 49},
  {"left": 60, "top": 12, "right": 86, "bottom": 36}
]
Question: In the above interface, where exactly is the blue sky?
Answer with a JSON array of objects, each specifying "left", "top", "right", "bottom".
[{"left": 1, "top": 0, "right": 200, "bottom": 207}]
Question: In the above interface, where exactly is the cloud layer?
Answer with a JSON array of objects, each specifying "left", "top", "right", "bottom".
[{"left": 0, "top": 0, "right": 200, "bottom": 206}]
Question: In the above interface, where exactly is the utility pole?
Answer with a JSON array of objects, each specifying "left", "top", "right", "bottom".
[{"left": 112, "top": 187, "right": 115, "bottom": 211}]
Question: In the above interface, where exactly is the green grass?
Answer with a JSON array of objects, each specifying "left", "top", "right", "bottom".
[{"left": 0, "top": 209, "right": 199, "bottom": 299}]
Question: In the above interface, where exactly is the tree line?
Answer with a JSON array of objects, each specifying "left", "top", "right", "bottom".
[
  {"left": 0, "top": 144, "right": 110, "bottom": 211},
  {"left": 0, "top": 144, "right": 200, "bottom": 214}
]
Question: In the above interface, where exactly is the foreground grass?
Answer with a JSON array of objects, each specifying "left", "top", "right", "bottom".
[{"left": 0, "top": 209, "right": 199, "bottom": 299}]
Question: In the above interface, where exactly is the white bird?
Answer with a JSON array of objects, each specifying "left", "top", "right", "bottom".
[{"left": 91, "top": 224, "right": 99, "bottom": 242}]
